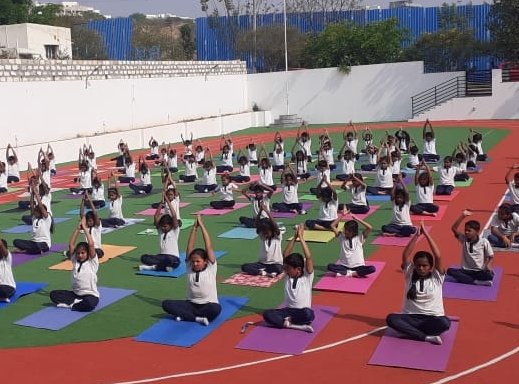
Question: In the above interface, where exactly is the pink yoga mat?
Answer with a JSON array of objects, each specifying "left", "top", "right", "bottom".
[
  {"left": 368, "top": 318, "right": 459, "bottom": 372},
  {"left": 193, "top": 202, "right": 249, "bottom": 216},
  {"left": 136, "top": 203, "right": 190, "bottom": 216},
  {"left": 340, "top": 205, "right": 381, "bottom": 221},
  {"left": 222, "top": 272, "right": 285, "bottom": 288},
  {"left": 271, "top": 203, "right": 313, "bottom": 219},
  {"left": 433, "top": 190, "right": 460, "bottom": 201},
  {"left": 313, "top": 261, "right": 386, "bottom": 294},
  {"left": 236, "top": 305, "right": 338, "bottom": 355},
  {"left": 371, "top": 226, "right": 430, "bottom": 247},
  {"left": 411, "top": 204, "right": 448, "bottom": 221}
]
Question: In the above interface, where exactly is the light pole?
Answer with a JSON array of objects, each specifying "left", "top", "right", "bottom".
[
  {"left": 252, "top": 0, "right": 257, "bottom": 73},
  {"left": 283, "top": 0, "right": 289, "bottom": 115}
]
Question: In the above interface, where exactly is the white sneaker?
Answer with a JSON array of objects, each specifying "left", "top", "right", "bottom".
[
  {"left": 179, "top": 179, "right": 184, "bottom": 183},
  {"left": 195, "top": 317, "right": 209, "bottom": 326},
  {"left": 57, "top": 303, "right": 72, "bottom": 308},
  {"left": 260, "top": 269, "right": 267, "bottom": 276},
  {"left": 175, "top": 316, "right": 182, "bottom": 322},
  {"left": 300, "top": 210, "right": 307, "bottom": 215},
  {"left": 165, "top": 266, "right": 173, "bottom": 272},
  {"left": 204, "top": 189, "right": 208, "bottom": 193},
  {"left": 336, "top": 272, "right": 343, "bottom": 277},
  {"left": 139, "top": 190, "right": 146, "bottom": 195},
  {"left": 268, "top": 272, "right": 278, "bottom": 278},
  {"left": 474, "top": 280, "right": 493, "bottom": 286},
  {"left": 139, "top": 265, "right": 156, "bottom": 271},
  {"left": 0, "top": 298, "right": 10, "bottom": 303}
]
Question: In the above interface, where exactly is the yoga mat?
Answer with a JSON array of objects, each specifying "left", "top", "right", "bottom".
[
  {"left": 136, "top": 203, "right": 190, "bottom": 216},
  {"left": 137, "top": 228, "right": 158, "bottom": 236},
  {"left": 340, "top": 205, "right": 381, "bottom": 221},
  {"left": 65, "top": 206, "right": 107, "bottom": 215},
  {"left": 135, "top": 296, "right": 248, "bottom": 347},
  {"left": 433, "top": 190, "right": 460, "bottom": 202},
  {"left": 287, "top": 222, "right": 344, "bottom": 243},
  {"left": 271, "top": 203, "right": 313, "bottom": 219},
  {"left": 443, "top": 266, "right": 503, "bottom": 301},
  {"left": 371, "top": 227, "right": 430, "bottom": 247},
  {"left": 12, "top": 243, "right": 68, "bottom": 267},
  {"left": 63, "top": 193, "right": 83, "bottom": 199},
  {"left": 411, "top": 204, "right": 448, "bottom": 221},
  {"left": 15, "top": 287, "right": 136, "bottom": 330},
  {"left": 136, "top": 251, "right": 226, "bottom": 278},
  {"left": 222, "top": 272, "right": 285, "bottom": 288},
  {"left": 455, "top": 178, "right": 473, "bottom": 187},
  {"left": 366, "top": 194, "right": 391, "bottom": 202},
  {"left": 18, "top": 192, "right": 31, "bottom": 198},
  {"left": 0, "top": 282, "right": 47, "bottom": 309},
  {"left": 193, "top": 203, "right": 249, "bottom": 216},
  {"left": 368, "top": 318, "right": 460, "bottom": 372},
  {"left": 101, "top": 218, "right": 145, "bottom": 234},
  {"left": 236, "top": 305, "right": 339, "bottom": 355},
  {"left": 218, "top": 227, "right": 258, "bottom": 240},
  {"left": 48, "top": 244, "right": 136, "bottom": 271},
  {"left": 2, "top": 225, "right": 32, "bottom": 234},
  {"left": 313, "top": 261, "right": 386, "bottom": 294},
  {"left": 298, "top": 194, "right": 318, "bottom": 201}
]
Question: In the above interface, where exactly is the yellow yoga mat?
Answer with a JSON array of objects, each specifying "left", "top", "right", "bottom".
[
  {"left": 287, "top": 222, "right": 344, "bottom": 243},
  {"left": 48, "top": 244, "right": 136, "bottom": 271}
]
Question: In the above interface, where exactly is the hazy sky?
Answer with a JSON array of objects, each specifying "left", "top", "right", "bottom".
[{"left": 46, "top": 0, "right": 486, "bottom": 18}]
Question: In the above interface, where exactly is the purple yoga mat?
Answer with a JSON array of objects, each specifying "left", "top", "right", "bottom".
[
  {"left": 443, "top": 266, "right": 502, "bottom": 301},
  {"left": 271, "top": 203, "right": 313, "bottom": 219},
  {"left": 235, "top": 305, "right": 338, "bottom": 355},
  {"left": 368, "top": 318, "right": 459, "bottom": 372},
  {"left": 12, "top": 243, "right": 67, "bottom": 267}
]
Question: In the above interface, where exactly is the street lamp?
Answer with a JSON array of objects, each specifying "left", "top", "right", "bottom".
[{"left": 283, "top": 0, "right": 289, "bottom": 115}]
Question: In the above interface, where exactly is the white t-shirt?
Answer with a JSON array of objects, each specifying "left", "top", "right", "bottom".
[
  {"left": 319, "top": 199, "right": 338, "bottom": 221},
  {"left": 392, "top": 159, "right": 402, "bottom": 174},
  {"left": 259, "top": 166, "right": 274, "bottom": 186},
  {"left": 408, "top": 154, "right": 420, "bottom": 166},
  {"left": 32, "top": 215, "right": 52, "bottom": 247},
  {"left": 416, "top": 183, "right": 434, "bottom": 204},
  {"left": 259, "top": 235, "right": 283, "bottom": 264},
  {"left": 168, "top": 155, "right": 178, "bottom": 169},
  {"left": 439, "top": 166, "right": 459, "bottom": 186},
  {"left": 217, "top": 183, "right": 238, "bottom": 201},
  {"left": 140, "top": 172, "right": 151, "bottom": 186},
  {"left": 221, "top": 152, "right": 233, "bottom": 167},
  {"left": 283, "top": 184, "right": 299, "bottom": 204},
  {"left": 316, "top": 169, "right": 331, "bottom": 185},
  {"left": 457, "top": 234, "right": 494, "bottom": 270},
  {"left": 78, "top": 170, "right": 92, "bottom": 189},
  {"left": 347, "top": 184, "right": 367, "bottom": 206},
  {"left": 202, "top": 168, "right": 217, "bottom": 185},
  {"left": 125, "top": 163, "right": 135, "bottom": 178},
  {"left": 284, "top": 271, "right": 314, "bottom": 309},
  {"left": 248, "top": 148, "right": 258, "bottom": 162},
  {"left": 7, "top": 163, "right": 19, "bottom": 178},
  {"left": 109, "top": 196, "right": 124, "bottom": 220},
  {"left": 186, "top": 261, "right": 218, "bottom": 304},
  {"left": 273, "top": 151, "right": 285, "bottom": 166},
  {"left": 41, "top": 170, "right": 51, "bottom": 188},
  {"left": 338, "top": 233, "right": 366, "bottom": 268},
  {"left": 159, "top": 227, "right": 180, "bottom": 256},
  {"left": 340, "top": 159, "right": 355, "bottom": 175},
  {"left": 0, "top": 252, "right": 15, "bottom": 288},
  {"left": 185, "top": 162, "right": 198, "bottom": 177},
  {"left": 423, "top": 138, "right": 437, "bottom": 155},
  {"left": 85, "top": 224, "right": 102, "bottom": 249},
  {"left": 251, "top": 196, "right": 270, "bottom": 219},
  {"left": 0, "top": 173, "right": 7, "bottom": 189},
  {"left": 402, "top": 263, "right": 445, "bottom": 316},
  {"left": 367, "top": 153, "right": 378, "bottom": 165},
  {"left": 346, "top": 139, "right": 358, "bottom": 154},
  {"left": 71, "top": 253, "right": 99, "bottom": 297},
  {"left": 164, "top": 195, "right": 181, "bottom": 220},
  {"left": 92, "top": 184, "right": 105, "bottom": 201},
  {"left": 324, "top": 149, "right": 334, "bottom": 165},
  {"left": 508, "top": 181, "right": 519, "bottom": 204},
  {"left": 299, "top": 139, "right": 312, "bottom": 155},
  {"left": 392, "top": 201, "right": 412, "bottom": 226},
  {"left": 240, "top": 163, "right": 250, "bottom": 177},
  {"left": 375, "top": 167, "right": 393, "bottom": 188},
  {"left": 296, "top": 159, "right": 308, "bottom": 175},
  {"left": 490, "top": 212, "right": 519, "bottom": 236},
  {"left": 195, "top": 150, "right": 204, "bottom": 162},
  {"left": 87, "top": 156, "right": 97, "bottom": 170}
]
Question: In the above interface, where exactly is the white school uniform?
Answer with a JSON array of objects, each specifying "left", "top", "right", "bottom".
[
  {"left": 316, "top": 169, "right": 331, "bottom": 185},
  {"left": 251, "top": 197, "right": 270, "bottom": 219},
  {"left": 41, "top": 170, "right": 51, "bottom": 188},
  {"left": 273, "top": 151, "right": 285, "bottom": 166},
  {"left": 490, "top": 212, "right": 519, "bottom": 236},
  {"left": 187, "top": 261, "right": 218, "bottom": 304},
  {"left": 368, "top": 153, "right": 378, "bottom": 165},
  {"left": 0, "top": 173, "right": 7, "bottom": 189},
  {"left": 439, "top": 166, "right": 459, "bottom": 186},
  {"left": 475, "top": 141, "right": 484, "bottom": 155},
  {"left": 467, "top": 150, "right": 477, "bottom": 164},
  {"left": 416, "top": 183, "right": 434, "bottom": 204},
  {"left": 338, "top": 233, "right": 366, "bottom": 268},
  {"left": 346, "top": 139, "right": 358, "bottom": 154},
  {"left": 164, "top": 195, "right": 181, "bottom": 220},
  {"left": 259, "top": 235, "right": 283, "bottom": 265},
  {"left": 7, "top": 163, "right": 19, "bottom": 179},
  {"left": 86, "top": 224, "right": 102, "bottom": 249},
  {"left": 78, "top": 170, "right": 92, "bottom": 189},
  {"left": 92, "top": 184, "right": 105, "bottom": 202},
  {"left": 185, "top": 162, "right": 198, "bottom": 177},
  {"left": 423, "top": 138, "right": 437, "bottom": 155},
  {"left": 259, "top": 166, "right": 274, "bottom": 186},
  {"left": 340, "top": 159, "right": 355, "bottom": 175},
  {"left": 87, "top": 156, "right": 97, "bottom": 170},
  {"left": 202, "top": 168, "right": 217, "bottom": 185},
  {"left": 456, "top": 234, "right": 494, "bottom": 271},
  {"left": 239, "top": 163, "right": 250, "bottom": 177},
  {"left": 402, "top": 263, "right": 445, "bottom": 316},
  {"left": 319, "top": 199, "right": 338, "bottom": 221},
  {"left": 125, "top": 163, "right": 136, "bottom": 178},
  {"left": 408, "top": 154, "right": 420, "bottom": 167},
  {"left": 299, "top": 139, "right": 312, "bottom": 155},
  {"left": 347, "top": 184, "right": 367, "bottom": 206},
  {"left": 109, "top": 196, "right": 124, "bottom": 220},
  {"left": 283, "top": 184, "right": 299, "bottom": 204},
  {"left": 217, "top": 183, "right": 238, "bottom": 201},
  {"left": 0, "top": 252, "right": 15, "bottom": 289},
  {"left": 284, "top": 271, "right": 314, "bottom": 309},
  {"left": 324, "top": 149, "right": 334, "bottom": 165},
  {"left": 195, "top": 150, "right": 204, "bottom": 163},
  {"left": 455, "top": 161, "right": 467, "bottom": 172},
  {"left": 375, "top": 167, "right": 393, "bottom": 188},
  {"left": 150, "top": 146, "right": 159, "bottom": 156},
  {"left": 71, "top": 253, "right": 99, "bottom": 297},
  {"left": 248, "top": 148, "right": 258, "bottom": 162},
  {"left": 508, "top": 181, "right": 519, "bottom": 204},
  {"left": 32, "top": 215, "right": 52, "bottom": 248},
  {"left": 296, "top": 159, "right": 308, "bottom": 175},
  {"left": 159, "top": 227, "right": 180, "bottom": 256},
  {"left": 140, "top": 172, "right": 151, "bottom": 186},
  {"left": 168, "top": 155, "right": 178, "bottom": 169},
  {"left": 221, "top": 152, "right": 233, "bottom": 167},
  {"left": 392, "top": 159, "right": 402, "bottom": 174},
  {"left": 391, "top": 201, "right": 412, "bottom": 226}
]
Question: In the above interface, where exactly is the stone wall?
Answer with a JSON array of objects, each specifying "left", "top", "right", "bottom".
[{"left": 0, "top": 59, "right": 246, "bottom": 82}]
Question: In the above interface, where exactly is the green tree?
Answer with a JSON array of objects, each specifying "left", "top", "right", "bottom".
[
  {"left": 180, "top": 23, "right": 196, "bottom": 60},
  {"left": 488, "top": 0, "right": 519, "bottom": 63},
  {"left": 71, "top": 25, "right": 107, "bottom": 60},
  {"left": 303, "top": 18, "right": 406, "bottom": 72},
  {"left": 403, "top": 4, "right": 487, "bottom": 72}
]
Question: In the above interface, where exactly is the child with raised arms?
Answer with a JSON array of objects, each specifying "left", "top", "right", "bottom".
[
  {"left": 448, "top": 210, "right": 494, "bottom": 286},
  {"left": 422, "top": 119, "right": 440, "bottom": 163},
  {"left": 505, "top": 165, "right": 519, "bottom": 213},
  {"left": 5, "top": 144, "right": 20, "bottom": 183},
  {"left": 194, "top": 153, "right": 217, "bottom": 193},
  {"left": 162, "top": 215, "right": 221, "bottom": 326},
  {"left": 272, "top": 165, "right": 305, "bottom": 215},
  {"left": 435, "top": 156, "right": 461, "bottom": 196},
  {"left": 329, "top": 215, "right": 375, "bottom": 277},
  {"left": 0, "top": 238, "right": 15, "bottom": 303},
  {"left": 129, "top": 156, "right": 153, "bottom": 195},
  {"left": 50, "top": 217, "right": 99, "bottom": 312},
  {"left": 146, "top": 137, "right": 160, "bottom": 160},
  {"left": 210, "top": 174, "right": 238, "bottom": 210},
  {"left": 305, "top": 176, "right": 339, "bottom": 232},
  {"left": 381, "top": 176, "right": 416, "bottom": 237},
  {"left": 339, "top": 173, "right": 369, "bottom": 215},
  {"left": 263, "top": 225, "right": 314, "bottom": 332},
  {"left": 386, "top": 222, "right": 450, "bottom": 345},
  {"left": 410, "top": 161, "right": 439, "bottom": 217},
  {"left": 239, "top": 182, "right": 274, "bottom": 228},
  {"left": 100, "top": 173, "right": 125, "bottom": 228},
  {"left": 231, "top": 149, "right": 251, "bottom": 183},
  {"left": 258, "top": 146, "right": 275, "bottom": 190},
  {"left": 179, "top": 154, "right": 198, "bottom": 183}
]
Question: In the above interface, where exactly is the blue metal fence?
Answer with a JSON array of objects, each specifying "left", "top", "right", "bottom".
[
  {"left": 87, "top": 17, "right": 134, "bottom": 60},
  {"left": 196, "top": 4, "right": 493, "bottom": 72}
]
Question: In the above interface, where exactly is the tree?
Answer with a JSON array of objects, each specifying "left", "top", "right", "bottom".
[
  {"left": 71, "top": 25, "right": 107, "bottom": 60},
  {"left": 180, "top": 23, "right": 196, "bottom": 60},
  {"left": 236, "top": 25, "right": 307, "bottom": 71},
  {"left": 488, "top": 0, "right": 519, "bottom": 64},
  {"left": 303, "top": 18, "right": 406, "bottom": 72},
  {"left": 403, "top": 4, "right": 487, "bottom": 72},
  {"left": 287, "top": 0, "right": 363, "bottom": 13}
]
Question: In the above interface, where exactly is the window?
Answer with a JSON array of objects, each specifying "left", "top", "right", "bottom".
[{"left": 45, "top": 45, "right": 58, "bottom": 59}]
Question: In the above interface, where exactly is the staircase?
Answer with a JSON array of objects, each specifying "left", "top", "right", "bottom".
[
  {"left": 269, "top": 114, "right": 303, "bottom": 129},
  {"left": 411, "top": 70, "right": 492, "bottom": 118}
]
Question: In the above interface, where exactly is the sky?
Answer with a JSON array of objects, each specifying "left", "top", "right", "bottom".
[{"left": 45, "top": 0, "right": 486, "bottom": 18}]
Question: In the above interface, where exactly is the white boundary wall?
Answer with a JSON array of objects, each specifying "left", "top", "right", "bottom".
[{"left": 246, "top": 62, "right": 464, "bottom": 123}]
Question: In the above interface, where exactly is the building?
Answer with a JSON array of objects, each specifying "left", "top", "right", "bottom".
[
  {"left": 0, "top": 23, "right": 72, "bottom": 59},
  {"left": 389, "top": 1, "right": 423, "bottom": 8}
]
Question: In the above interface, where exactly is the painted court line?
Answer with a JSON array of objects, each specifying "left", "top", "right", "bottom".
[{"left": 109, "top": 327, "right": 387, "bottom": 384}]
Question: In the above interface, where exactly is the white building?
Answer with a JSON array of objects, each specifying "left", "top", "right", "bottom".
[{"left": 0, "top": 23, "right": 72, "bottom": 59}]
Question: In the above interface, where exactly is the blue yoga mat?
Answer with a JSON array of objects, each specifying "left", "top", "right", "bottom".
[
  {"left": 367, "top": 194, "right": 391, "bottom": 202},
  {"left": 66, "top": 206, "right": 107, "bottom": 215},
  {"left": 218, "top": 227, "right": 258, "bottom": 240},
  {"left": 0, "top": 282, "right": 47, "bottom": 309},
  {"left": 135, "top": 296, "right": 248, "bottom": 347},
  {"left": 136, "top": 251, "right": 226, "bottom": 278},
  {"left": 14, "top": 286, "right": 136, "bottom": 330},
  {"left": 1, "top": 218, "right": 70, "bottom": 234}
]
